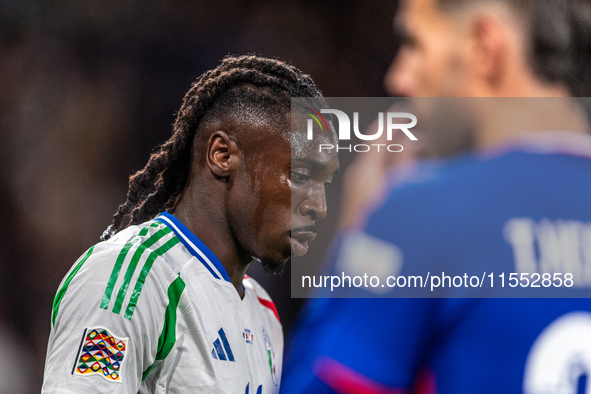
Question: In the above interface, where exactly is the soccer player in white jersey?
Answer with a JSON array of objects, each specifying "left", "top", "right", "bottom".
[{"left": 42, "top": 55, "right": 339, "bottom": 394}]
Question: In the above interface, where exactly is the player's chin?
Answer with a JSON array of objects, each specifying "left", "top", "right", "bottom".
[
  {"left": 261, "top": 243, "right": 291, "bottom": 274},
  {"left": 258, "top": 256, "right": 288, "bottom": 275}
]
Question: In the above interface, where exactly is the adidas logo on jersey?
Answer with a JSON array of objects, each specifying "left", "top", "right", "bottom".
[{"left": 211, "top": 328, "right": 235, "bottom": 361}]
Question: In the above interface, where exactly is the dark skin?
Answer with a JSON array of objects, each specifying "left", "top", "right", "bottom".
[{"left": 173, "top": 112, "right": 339, "bottom": 298}]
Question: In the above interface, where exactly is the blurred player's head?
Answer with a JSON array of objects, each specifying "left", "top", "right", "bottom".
[
  {"left": 385, "top": 0, "right": 591, "bottom": 97},
  {"left": 102, "top": 55, "right": 338, "bottom": 274}
]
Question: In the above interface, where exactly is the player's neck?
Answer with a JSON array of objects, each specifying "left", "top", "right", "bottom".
[
  {"left": 474, "top": 97, "right": 589, "bottom": 150},
  {"left": 172, "top": 193, "right": 250, "bottom": 299}
]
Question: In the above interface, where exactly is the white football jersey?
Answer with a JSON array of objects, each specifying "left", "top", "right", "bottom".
[{"left": 43, "top": 212, "right": 283, "bottom": 394}]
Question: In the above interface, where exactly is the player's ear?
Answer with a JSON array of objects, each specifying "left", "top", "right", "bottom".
[
  {"left": 206, "top": 131, "right": 241, "bottom": 179},
  {"left": 470, "top": 13, "right": 507, "bottom": 88}
]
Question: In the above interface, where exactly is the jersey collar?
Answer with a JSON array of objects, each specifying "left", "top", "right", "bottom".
[{"left": 155, "top": 212, "right": 231, "bottom": 283}]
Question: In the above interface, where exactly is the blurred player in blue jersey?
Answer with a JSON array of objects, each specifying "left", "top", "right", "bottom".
[
  {"left": 42, "top": 55, "right": 338, "bottom": 393},
  {"left": 282, "top": 0, "right": 591, "bottom": 393}
]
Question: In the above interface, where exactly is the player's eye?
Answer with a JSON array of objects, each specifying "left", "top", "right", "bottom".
[
  {"left": 291, "top": 171, "right": 310, "bottom": 184},
  {"left": 398, "top": 30, "right": 418, "bottom": 50}
]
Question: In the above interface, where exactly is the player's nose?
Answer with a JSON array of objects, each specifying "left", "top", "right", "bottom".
[
  {"left": 384, "top": 50, "right": 416, "bottom": 97},
  {"left": 299, "top": 186, "right": 327, "bottom": 221}
]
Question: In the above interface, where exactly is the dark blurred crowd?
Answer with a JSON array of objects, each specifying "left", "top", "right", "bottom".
[{"left": 0, "top": 0, "right": 398, "bottom": 391}]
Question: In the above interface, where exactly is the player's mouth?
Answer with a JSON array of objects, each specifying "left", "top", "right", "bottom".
[{"left": 290, "top": 230, "right": 316, "bottom": 257}]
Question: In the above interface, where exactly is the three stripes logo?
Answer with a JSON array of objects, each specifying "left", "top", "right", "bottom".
[
  {"left": 100, "top": 222, "right": 180, "bottom": 320},
  {"left": 211, "top": 328, "right": 235, "bottom": 362}
]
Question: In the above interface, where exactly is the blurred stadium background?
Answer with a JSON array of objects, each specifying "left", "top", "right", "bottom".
[{"left": 0, "top": 0, "right": 399, "bottom": 391}]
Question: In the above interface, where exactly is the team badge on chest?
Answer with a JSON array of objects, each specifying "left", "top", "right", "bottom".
[{"left": 243, "top": 328, "right": 254, "bottom": 344}]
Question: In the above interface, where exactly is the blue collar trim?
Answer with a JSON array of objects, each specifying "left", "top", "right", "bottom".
[{"left": 155, "top": 212, "right": 231, "bottom": 283}]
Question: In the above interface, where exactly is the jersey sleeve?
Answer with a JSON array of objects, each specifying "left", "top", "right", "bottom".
[{"left": 42, "top": 239, "right": 167, "bottom": 394}]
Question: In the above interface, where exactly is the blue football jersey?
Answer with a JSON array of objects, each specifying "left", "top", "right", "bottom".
[{"left": 282, "top": 132, "right": 591, "bottom": 394}]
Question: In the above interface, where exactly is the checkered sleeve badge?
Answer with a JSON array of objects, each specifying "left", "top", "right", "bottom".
[{"left": 72, "top": 327, "right": 128, "bottom": 382}]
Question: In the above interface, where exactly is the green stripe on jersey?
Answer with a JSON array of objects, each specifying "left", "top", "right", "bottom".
[
  {"left": 124, "top": 236, "right": 180, "bottom": 319},
  {"left": 52, "top": 246, "right": 95, "bottom": 326},
  {"left": 112, "top": 227, "right": 172, "bottom": 315},
  {"left": 100, "top": 227, "right": 150, "bottom": 309},
  {"left": 141, "top": 275, "right": 186, "bottom": 381}
]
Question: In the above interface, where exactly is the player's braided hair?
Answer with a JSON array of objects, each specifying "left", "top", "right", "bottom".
[{"left": 101, "top": 55, "right": 325, "bottom": 241}]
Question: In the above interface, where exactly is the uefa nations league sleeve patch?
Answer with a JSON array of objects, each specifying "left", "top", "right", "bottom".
[{"left": 72, "top": 327, "right": 128, "bottom": 382}]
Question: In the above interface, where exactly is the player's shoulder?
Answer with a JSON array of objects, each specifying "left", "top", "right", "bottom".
[
  {"left": 367, "top": 154, "right": 473, "bottom": 221},
  {"left": 243, "top": 275, "right": 281, "bottom": 325},
  {"left": 387, "top": 154, "right": 481, "bottom": 198},
  {"left": 378, "top": 148, "right": 589, "bottom": 218},
  {"left": 373, "top": 150, "right": 536, "bottom": 216},
  {"left": 51, "top": 218, "right": 185, "bottom": 327},
  {"left": 361, "top": 153, "right": 501, "bottom": 258},
  {"left": 79, "top": 219, "right": 180, "bottom": 276}
]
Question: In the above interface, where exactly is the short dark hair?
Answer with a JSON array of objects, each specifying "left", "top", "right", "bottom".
[
  {"left": 437, "top": 0, "right": 591, "bottom": 96},
  {"left": 101, "top": 55, "right": 325, "bottom": 240}
]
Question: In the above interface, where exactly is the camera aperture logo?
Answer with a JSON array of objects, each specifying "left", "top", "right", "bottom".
[
  {"left": 303, "top": 107, "right": 329, "bottom": 133},
  {"left": 304, "top": 108, "right": 418, "bottom": 153}
]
